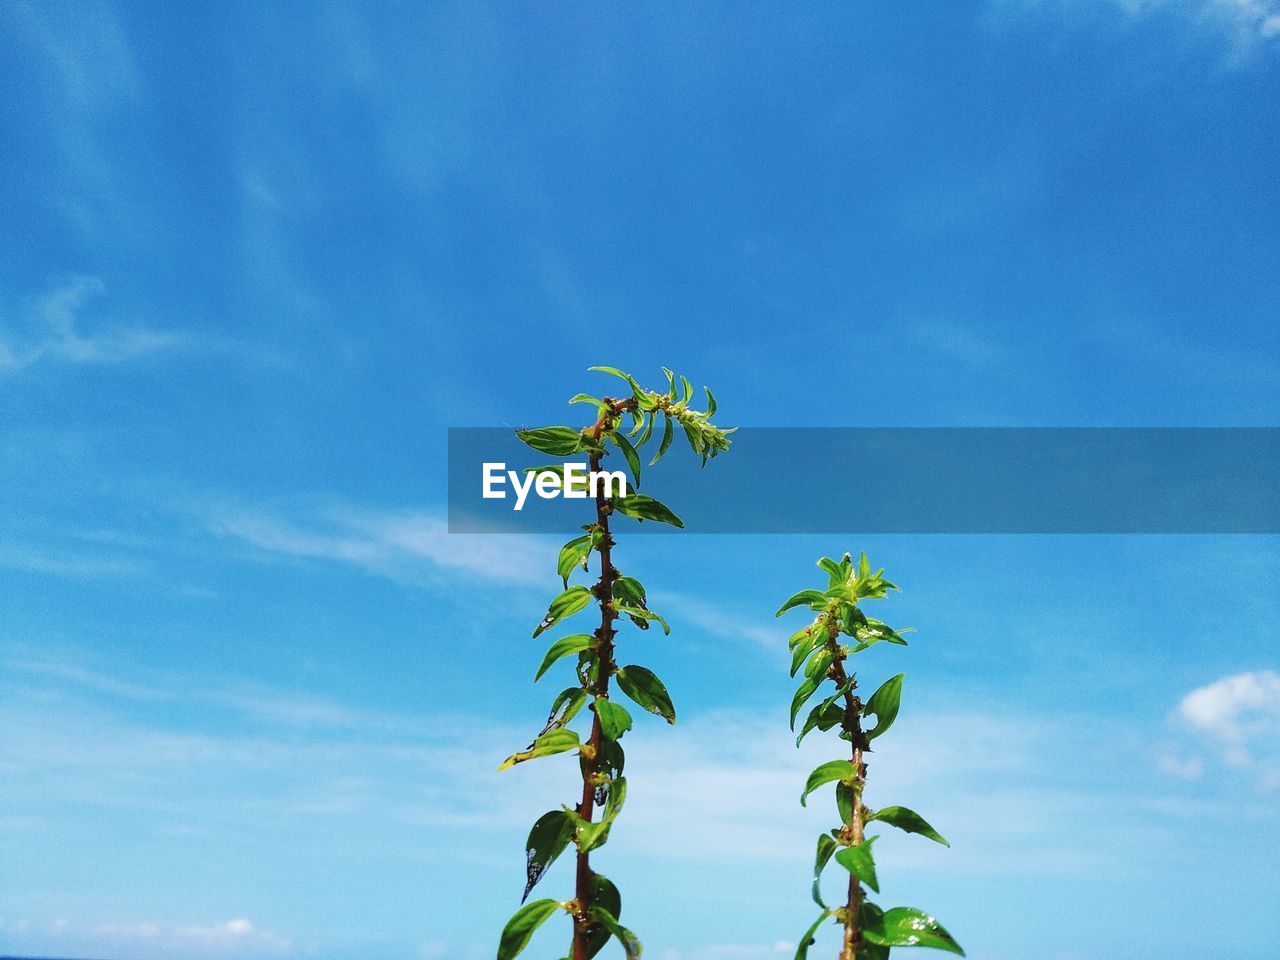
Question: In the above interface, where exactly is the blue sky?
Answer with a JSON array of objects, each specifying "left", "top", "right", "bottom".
[{"left": 2, "top": 2, "right": 1279, "bottom": 959}]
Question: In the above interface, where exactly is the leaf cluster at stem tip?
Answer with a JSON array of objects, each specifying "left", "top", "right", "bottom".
[
  {"left": 497, "top": 367, "right": 732, "bottom": 960},
  {"left": 779, "top": 553, "right": 964, "bottom": 960}
]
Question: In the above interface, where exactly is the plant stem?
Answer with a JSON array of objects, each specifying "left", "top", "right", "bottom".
[
  {"left": 829, "top": 627, "right": 865, "bottom": 960},
  {"left": 572, "top": 403, "right": 628, "bottom": 960}
]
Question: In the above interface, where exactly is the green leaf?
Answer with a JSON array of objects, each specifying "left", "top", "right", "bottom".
[
  {"left": 650, "top": 416, "right": 673, "bottom": 465},
  {"left": 834, "top": 836, "right": 879, "bottom": 893},
  {"left": 497, "top": 899, "right": 562, "bottom": 960},
  {"left": 588, "top": 365, "right": 640, "bottom": 392},
  {"left": 594, "top": 736, "right": 625, "bottom": 781},
  {"left": 612, "top": 576, "right": 646, "bottom": 605},
  {"left": 789, "top": 676, "right": 821, "bottom": 729},
  {"left": 801, "top": 760, "right": 856, "bottom": 807},
  {"left": 617, "top": 604, "right": 670, "bottom": 635},
  {"left": 576, "top": 815, "right": 612, "bottom": 853},
  {"left": 613, "top": 494, "right": 683, "bottom": 528},
  {"left": 569, "top": 393, "right": 605, "bottom": 408},
  {"left": 817, "top": 556, "right": 846, "bottom": 588},
  {"left": 789, "top": 623, "right": 821, "bottom": 650},
  {"left": 704, "top": 386, "right": 717, "bottom": 417},
  {"left": 610, "top": 432, "right": 642, "bottom": 489},
  {"left": 602, "top": 775, "right": 627, "bottom": 823},
  {"left": 544, "top": 687, "right": 587, "bottom": 731},
  {"left": 499, "top": 728, "right": 582, "bottom": 771},
  {"left": 864, "top": 673, "right": 903, "bottom": 741},
  {"left": 516, "top": 426, "right": 584, "bottom": 456},
  {"left": 794, "top": 910, "right": 832, "bottom": 960},
  {"left": 591, "top": 907, "right": 641, "bottom": 960},
  {"left": 803, "top": 647, "right": 833, "bottom": 682},
  {"left": 596, "top": 699, "right": 633, "bottom": 741},
  {"left": 557, "top": 535, "right": 593, "bottom": 587},
  {"left": 776, "top": 590, "right": 827, "bottom": 617},
  {"left": 583, "top": 874, "right": 622, "bottom": 958},
  {"left": 535, "top": 635, "right": 594, "bottom": 682},
  {"left": 836, "top": 782, "right": 855, "bottom": 825},
  {"left": 868, "top": 805, "right": 950, "bottom": 847},
  {"left": 534, "top": 586, "right": 593, "bottom": 638},
  {"left": 862, "top": 907, "right": 964, "bottom": 956},
  {"left": 812, "top": 833, "right": 838, "bottom": 907},
  {"left": 796, "top": 699, "right": 845, "bottom": 747},
  {"left": 682, "top": 420, "right": 702, "bottom": 457},
  {"left": 790, "top": 630, "right": 822, "bottom": 677},
  {"left": 636, "top": 411, "right": 655, "bottom": 446},
  {"left": 615, "top": 665, "right": 676, "bottom": 723},
  {"left": 523, "top": 811, "right": 575, "bottom": 901}
]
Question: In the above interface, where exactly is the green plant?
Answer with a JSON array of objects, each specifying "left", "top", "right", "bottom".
[
  {"left": 497, "top": 366, "right": 733, "bottom": 960},
  {"left": 777, "top": 553, "right": 963, "bottom": 960}
]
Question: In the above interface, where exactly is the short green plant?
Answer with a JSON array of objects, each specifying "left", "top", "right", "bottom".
[
  {"left": 777, "top": 553, "right": 963, "bottom": 960},
  {"left": 496, "top": 366, "right": 732, "bottom": 960}
]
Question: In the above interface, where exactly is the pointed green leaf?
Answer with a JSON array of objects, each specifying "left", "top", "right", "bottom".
[
  {"left": 836, "top": 782, "right": 855, "bottom": 825},
  {"left": 650, "top": 416, "right": 673, "bottom": 465},
  {"left": 862, "top": 907, "right": 964, "bottom": 955},
  {"left": 801, "top": 760, "right": 856, "bottom": 807},
  {"left": 583, "top": 874, "right": 622, "bottom": 958},
  {"left": 794, "top": 910, "right": 832, "bottom": 960},
  {"left": 796, "top": 699, "right": 845, "bottom": 747},
  {"left": 790, "top": 676, "right": 821, "bottom": 729},
  {"left": 588, "top": 365, "right": 639, "bottom": 388},
  {"left": 834, "top": 836, "right": 879, "bottom": 893},
  {"left": 612, "top": 576, "right": 646, "bottom": 606},
  {"left": 499, "top": 728, "right": 582, "bottom": 771},
  {"left": 615, "top": 665, "right": 676, "bottom": 723},
  {"left": 516, "top": 426, "right": 584, "bottom": 456},
  {"left": 790, "top": 630, "right": 822, "bottom": 677},
  {"left": 591, "top": 906, "right": 641, "bottom": 960},
  {"left": 543, "top": 687, "right": 587, "bottom": 732},
  {"left": 613, "top": 493, "right": 683, "bottom": 528},
  {"left": 775, "top": 591, "right": 827, "bottom": 617},
  {"left": 557, "top": 536, "right": 593, "bottom": 587},
  {"left": 617, "top": 603, "right": 670, "bottom": 635},
  {"left": 812, "top": 833, "right": 838, "bottom": 907},
  {"left": 704, "top": 386, "right": 717, "bottom": 417},
  {"left": 523, "top": 811, "right": 575, "bottom": 901},
  {"left": 610, "top": 432, "right": 642, "bottom": 488},
  {"left": 864, "top": 673, "right": 903, "bottom": 740},
  {"left": 497, "top": 899, "right": 562, "bottom": 960},
  {"left": 868, "top": 805, "right": 950, "bottom": 847},
  {"left": 596, "top": 699, "right": 633, "bottom": 741},
  {"left": 535, "top": 635, "right": 594, "bottom": 682},
  {"left": 533, "top": 586, "right": 593, "bottom": 638}
]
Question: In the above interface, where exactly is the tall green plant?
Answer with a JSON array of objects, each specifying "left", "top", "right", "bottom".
[
  {"left": 777, "top": 553, "right": 963, "bottom": 960},
  {"left": 497, "top": 366, "right": 732, "bottom": 960}
]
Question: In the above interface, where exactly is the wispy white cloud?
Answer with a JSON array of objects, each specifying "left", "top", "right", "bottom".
[
  {"left": 991, "top": 0, "right": 1280, "bottom": 55},
  {"left": 651, "top": 591, "right": 779, "bottom": 651},
  {"left": 0, "top": 542, "right": 143, "bottom": 576},
  {"left": 0, "top": 276, "right": 185, "bottom": 372},
  {"left": 1172, "top": 669, "right": 1280, "bottom": 773},
  {"left": 0, "top": 915, "right": 293, "bottom": 958},
  {"left": 208, "top": 503, "right": 552, "bottom": 587}
]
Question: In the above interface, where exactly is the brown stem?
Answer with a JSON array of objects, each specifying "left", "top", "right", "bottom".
[
  {"left": 572, "top": 400, "right": 630, "bottom": 960},
  {"left": 828, "top": 624, "right": 866, "bottom": 960}
]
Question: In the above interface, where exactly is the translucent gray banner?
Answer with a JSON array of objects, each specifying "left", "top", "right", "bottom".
[{"left": 447, "top": 428, "right": 1280, "bottom": 534}]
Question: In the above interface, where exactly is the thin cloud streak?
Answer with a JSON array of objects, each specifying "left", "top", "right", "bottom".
[
  {"left": 1, "top": 276, "right": 185, "bottom": 372},
  {"left": 208, "top": 503, "right": 552, "bottom": 586}
]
